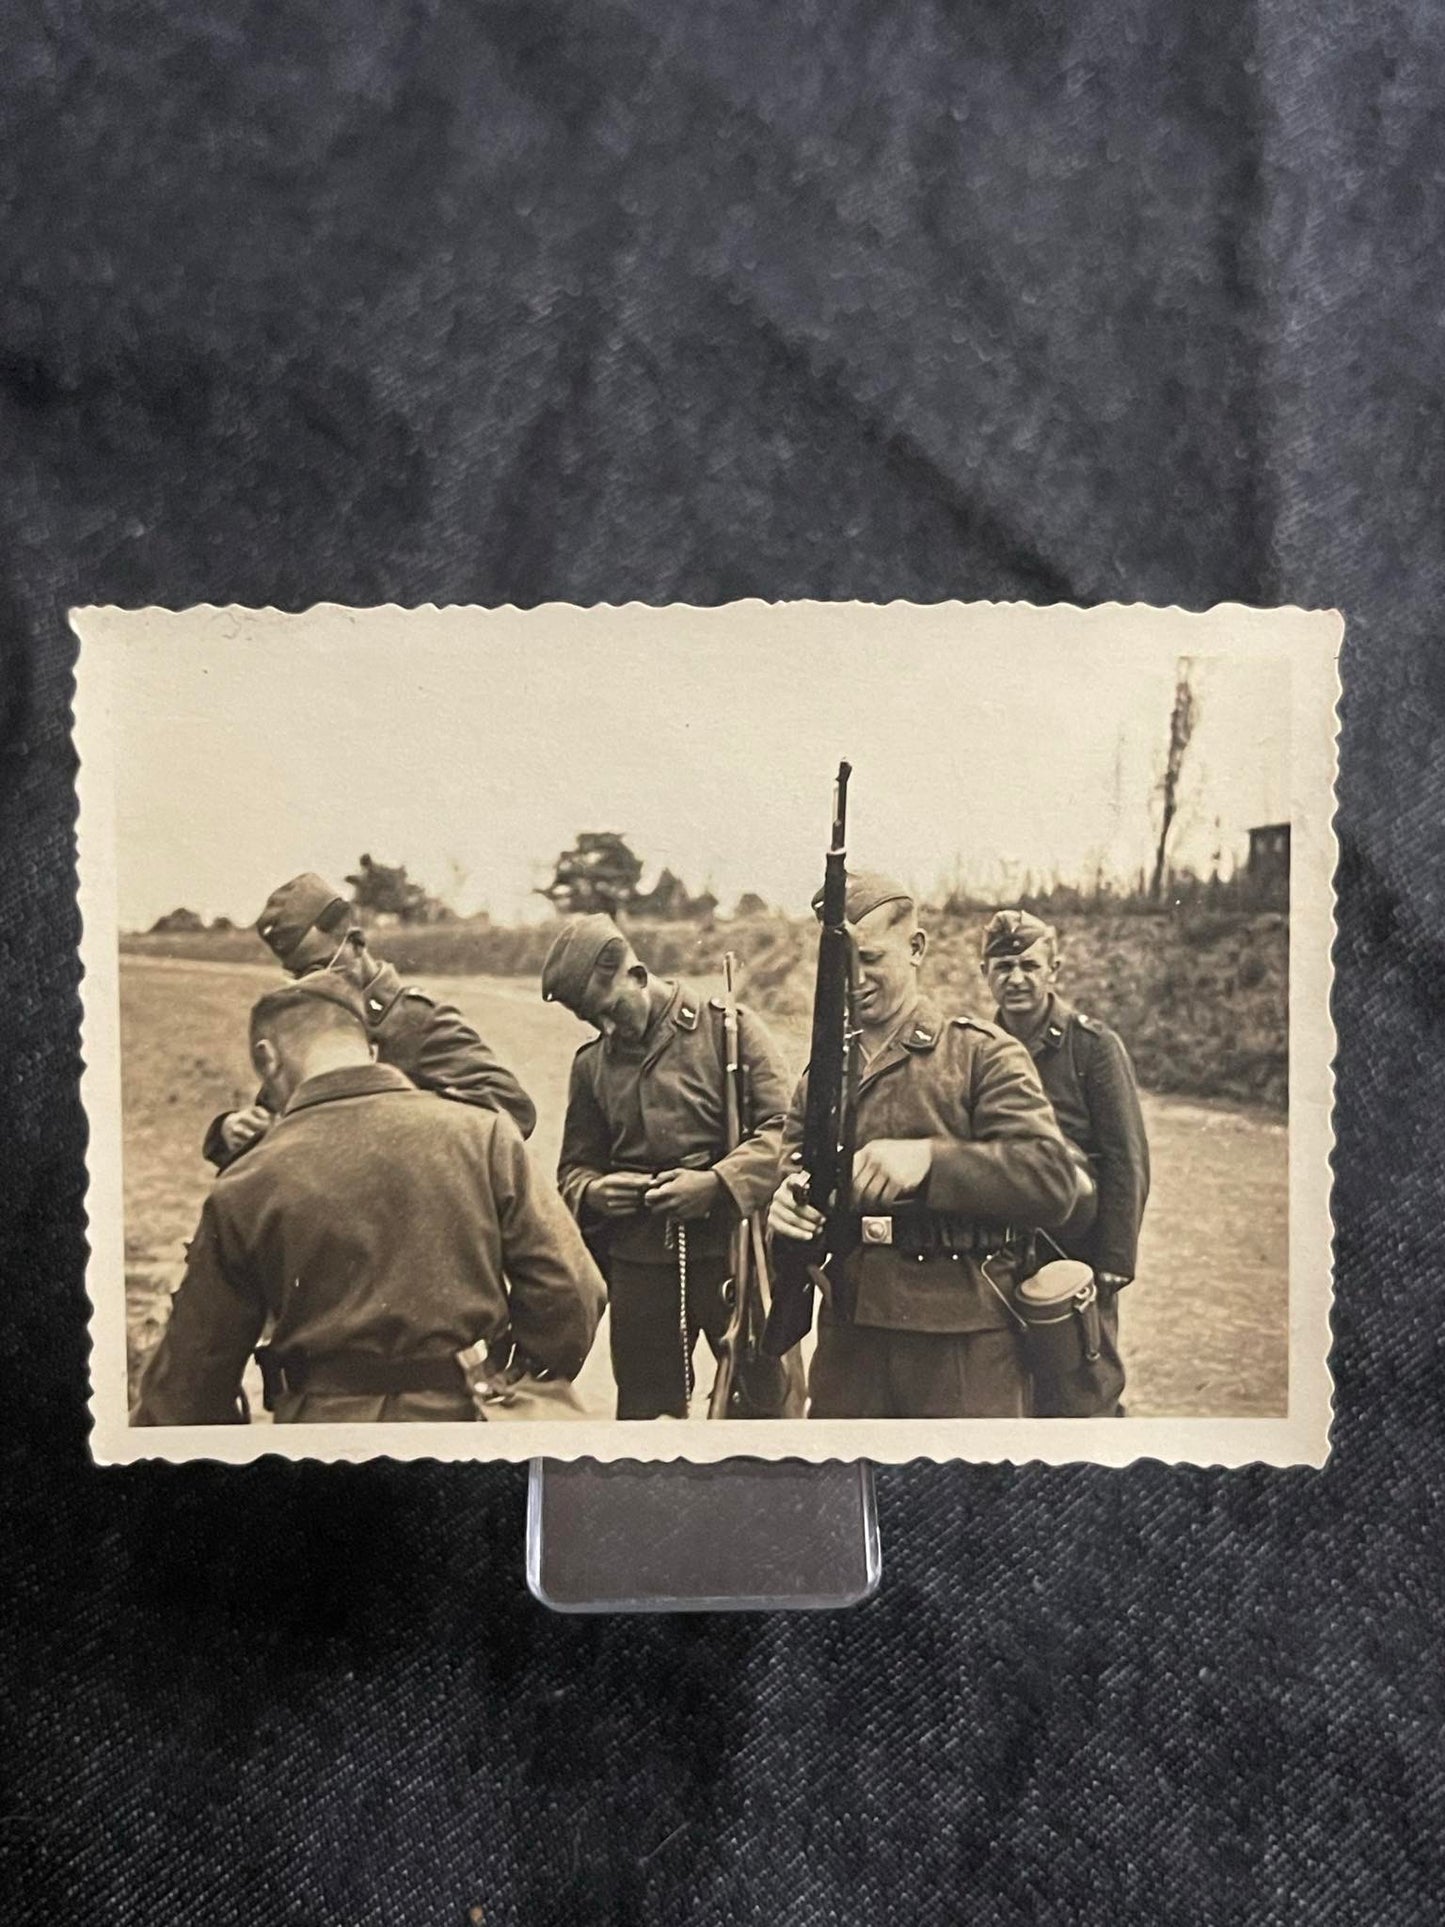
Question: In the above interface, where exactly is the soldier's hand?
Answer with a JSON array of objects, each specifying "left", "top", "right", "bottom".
[
  {"left": 220, "top": 1105, "right": 273, "bottom": 1154},
  {"left": 585, "top": 1173, "right": 652, "bottom": 1218},
  {"left": 644, "top": 1169, "right": 721, "bottom": 1220},
  {"left": 768, "top": 1174, "right": 824, "bottom": 1243},
  {"left": 852, "top": 1138, "right": 933, "bottom": 1208}
]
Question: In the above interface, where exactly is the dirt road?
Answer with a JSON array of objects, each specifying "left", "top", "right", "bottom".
[{"left": 118, "top": 957, "right": 1288, "bottom": 1420}]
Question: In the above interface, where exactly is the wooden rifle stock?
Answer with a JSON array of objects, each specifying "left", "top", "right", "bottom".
[
  {"left": 762, "top": 761, "right": 858, "bottom": 1357},
  {"left": 707, "top": 953, "right": 768, "bottom": 1419}
]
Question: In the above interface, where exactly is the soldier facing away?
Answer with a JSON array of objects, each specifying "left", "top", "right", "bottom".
[
  {"left": 202, "top": 872, "right": 535, "bottom": 1168},
  {"left": 981, "top": 908, "right": 1150, "bottom": 1416},
  {"left": 543, "top": 914, "right": 804, "bottom": 1421},
  {"left": 768, "top": 873, "right": 1082, "bottom": 1419},
  {"left": 134, "top": 976, "right": 604, "bottom": 1425}
]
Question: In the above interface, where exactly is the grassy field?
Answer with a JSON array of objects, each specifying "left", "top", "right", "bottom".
[{"left": 118, "top": 955, "right": 1289, "bottom": 1422}]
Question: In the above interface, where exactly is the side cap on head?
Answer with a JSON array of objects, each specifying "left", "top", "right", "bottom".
[
  {"left": 811, "top": 869, "right": 914, "bottom": 925},
  {"left": 981, "top": 908, "right": 1055, "bottom": 960},
  {"left": 541, "top": 913, "right": 626, "bottom": 1009},
  {"left": 255, "top": 873, "right": 352, "bottom": 963}
]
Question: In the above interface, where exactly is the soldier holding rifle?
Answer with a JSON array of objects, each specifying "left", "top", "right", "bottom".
[
  {"left": 708, "top": 953, "right": 782, "bottom": 1419},
  {"left": 542, "top": 915, "right": 803, "bottom": 1421},
  {"left": 767, "top": 770, "right": 1082, "bottom": 1419}
]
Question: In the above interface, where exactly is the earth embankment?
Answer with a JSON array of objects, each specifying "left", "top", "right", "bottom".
[{"left": 125, "top": 903, "right": 1289, "bottom": 1109}]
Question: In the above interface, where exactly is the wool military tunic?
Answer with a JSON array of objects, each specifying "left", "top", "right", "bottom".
[
  {"left": 201, "top": 960, "right": 536, "bottom": 1169},
  {"left": 557, "top": 977, "right": 793, "bottom": 1265},
  {"left": 137, "top": 1064, "right": 604, "bottom": 1425},
  {"left": 1003, "top": 994, "right": 1150, "bottom": 1280},
  {"left": 782, "top": 996, "right": 1079, "bottom": 1333}
]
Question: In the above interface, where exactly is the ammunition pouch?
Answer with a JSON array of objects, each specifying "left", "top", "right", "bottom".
[{"left": 835, "top": 1206, "right": 1014, "bottom": 1261}]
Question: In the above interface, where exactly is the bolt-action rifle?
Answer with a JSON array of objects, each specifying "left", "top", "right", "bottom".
[
  {"left": 706, "top": 953, "right": 775, "bottom": 1419},
  {"left": 762, "top": 761, "right": 860, "bottom": 1356}
]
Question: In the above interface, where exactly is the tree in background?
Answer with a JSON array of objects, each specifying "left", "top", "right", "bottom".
[
  {"left": 631, "top": 868, "right": 718, "bottom": 922},
  {"left": 346, "top": 854, "right": 453, "bottom": 925},
  {"left": 539, "top": 833, "right": 719, "bottom": 920},
  {"left": 1150, "top": 658, "right": 1200, "bottom": 904},
  {"left": 539, "top": 832, "right": 645, "bottom": 916}
]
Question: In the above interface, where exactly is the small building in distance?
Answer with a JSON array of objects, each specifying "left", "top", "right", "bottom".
[{"left": 1247, "top": 823, "right": 1291, "bottom": 903}]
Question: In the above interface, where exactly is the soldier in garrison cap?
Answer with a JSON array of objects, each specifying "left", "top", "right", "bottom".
[
  {"left": 769, "top": 874, "right": 1082, "bottom": 1419},
  {"left": 981, "top": 908, "right": 1151, "bottom": 1416},
  {"left": 543, "top": 916, "right": 803, "bottom": 1420},
  {"left": 201, "top": 872, "right": 536, "bottom": 1169},
  {"left": 134, "top": 975, "right": 604, "bottom": 1425}
]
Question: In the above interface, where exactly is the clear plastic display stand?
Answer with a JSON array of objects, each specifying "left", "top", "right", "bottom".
[{"left": 527, "top": 1460, "right": 881, "bottom": 1613}]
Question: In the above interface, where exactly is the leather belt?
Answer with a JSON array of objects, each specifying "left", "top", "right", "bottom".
[
  {"left": 835, "top": 1209, "right": 1015, "bottom": 1258},
  {"left": 256, "top": 1347, "right": 464, "bottom": 1407}
]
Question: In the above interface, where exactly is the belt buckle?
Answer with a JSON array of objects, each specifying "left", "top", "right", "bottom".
[{"left": 860, "top": 1215, "right": 894, "bottom": 1246}]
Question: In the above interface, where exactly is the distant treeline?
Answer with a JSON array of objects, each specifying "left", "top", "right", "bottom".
[
  {"left": 937, "top": 864, "right": 1288, "bottom": 920},
  {"left": 124, "top": 899, "right": 1288, "bottom": 1112}
]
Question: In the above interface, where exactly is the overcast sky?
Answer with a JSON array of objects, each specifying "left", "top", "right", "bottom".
[{"left": 85, "top": 602, "right": 1297, "bottom": 930}]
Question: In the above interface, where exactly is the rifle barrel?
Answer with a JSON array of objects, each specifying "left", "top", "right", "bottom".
[
  {"left": 831, "top": 760, "right": 851, "bottom": 850},
  {"left": 763, "top": 761, "right": 857, "bottom": 1356}
]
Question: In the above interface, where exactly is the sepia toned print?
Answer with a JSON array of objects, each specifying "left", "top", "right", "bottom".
[{"left": 73, "top": 599, "right": 1340, "bottom": 1467}]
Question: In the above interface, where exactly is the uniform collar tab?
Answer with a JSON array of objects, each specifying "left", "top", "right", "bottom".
[
  {"left": 1039, "top": 994, "right": 1075, "bottom": 1050},
  {"left": 899, "top": 1000, "right": 943, "bottom": 1051},
  {"left": 360, "top": 960, "right": 403, "bottom": 1025}
]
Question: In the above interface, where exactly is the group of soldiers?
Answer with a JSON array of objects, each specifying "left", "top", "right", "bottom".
[{"left": 132, "top": 865, "right": 1149, "bottom": 1427}]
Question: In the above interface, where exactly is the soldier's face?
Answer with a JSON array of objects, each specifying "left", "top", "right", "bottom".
[
  {"left": 579, "top": 956, "right": 651, "bottom": 1043},
  {"left": 288, "top": 925, "right": 364, "bottom": 985},
  {"left": 851, "top": 904, "right": 926, "bottom": 1030},
  {"left": 986, "top": 940, "right": 1057, "bottom": 1028}
]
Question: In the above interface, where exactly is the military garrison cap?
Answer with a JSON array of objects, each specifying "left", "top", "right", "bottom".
[
  {"left": 541, "top": 914, "right": 628, "bottom": 1010},
  {"left": 981, "top": 908, "right": 1056, "bottom": 959},
  {"left": 255, "top": 873, "right": 353, "bottom": 963},
  {"left": 810, "top": 869, "right": 915, "bottom": 925},
  {"left": 250, "top": 971, "right": 369, "bottom": 1033}
]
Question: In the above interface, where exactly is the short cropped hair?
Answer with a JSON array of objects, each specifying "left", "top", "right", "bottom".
[{"left": 249, "top": 983, "right": 368, "bottom": 1049}]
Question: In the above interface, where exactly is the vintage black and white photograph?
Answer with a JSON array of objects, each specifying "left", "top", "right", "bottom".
[{"left": 74, "top": 600, "right": 1339, "bottom": 1466}]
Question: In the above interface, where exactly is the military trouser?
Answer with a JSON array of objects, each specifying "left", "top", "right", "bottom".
[
  {"left": 607, "top": 1250, "right": 732, "bottom": 1420},
  {"left": 1028, "top": 1284, "right": 1126, "bottom": 1417},
  {"left": 807, "top": 1322, "right": 1030, "bottom": 1419},
  {"left": 271, "top": 1388, "right": 477, "bottom": 1423}
]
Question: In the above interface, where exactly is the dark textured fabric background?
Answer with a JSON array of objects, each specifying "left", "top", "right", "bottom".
[{"left": 1, "top": 3, "right": 1438, "bottom": 1921}]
